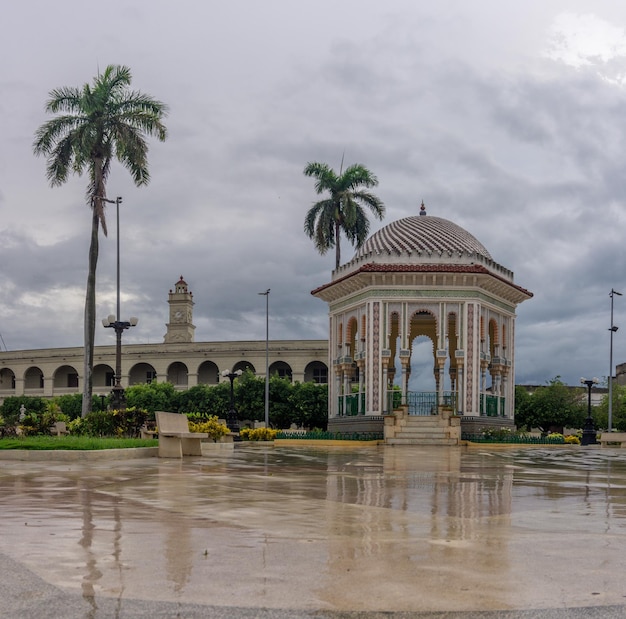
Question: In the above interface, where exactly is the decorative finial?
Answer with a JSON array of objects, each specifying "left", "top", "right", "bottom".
[{"left": 419, "top": 200, "right": 427, "bottom": 216}]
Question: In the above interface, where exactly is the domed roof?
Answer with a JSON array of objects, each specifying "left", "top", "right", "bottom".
[{"left": 354, "top": 206, "right": 492, "bottom": 261}]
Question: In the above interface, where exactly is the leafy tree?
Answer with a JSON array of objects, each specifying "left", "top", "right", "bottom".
[
  {"left": 33, "top": 65, "right": 168, "bottom": 417},
  {"left": 268, "top": 375, "right": 294, "bottom": 429},
  {"left": 514, "top": 377, "right": 586, "bottom": 434},
  {"left": 594, "top": 384, "right": 626, "bottom": 431},
  {"left": 304, "top": 160, "right": 385, "bottom": 269},
  {"left": 54, "top": 394, "right": 85, "bottom": 419},
  {"left": 290, "top": 381, "right": 328, "bottom": 430},
  {"left": 236, "top": 371, "right": 265, "bottom": 422},
  {"left": 177, "top": 383, "right": 231, "bottom": 418},
  {"left": 125, "top": 382, "right": 178, "bottom": 413},
  {"left": 514, "top": 385, "right": 533, "bottom": 430}
]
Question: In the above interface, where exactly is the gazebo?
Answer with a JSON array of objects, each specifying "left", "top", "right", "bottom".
[{"left": 312, "top": 204, "right": 533, "bottom": 444}]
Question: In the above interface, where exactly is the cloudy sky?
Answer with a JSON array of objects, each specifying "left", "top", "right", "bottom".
[{"left": 2, "top": 0, "right": 626, "bottom": 387}]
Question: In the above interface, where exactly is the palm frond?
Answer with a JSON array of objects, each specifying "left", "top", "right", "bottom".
[{"left": 303, "top": 160, "right": 385, "bottom": 267}]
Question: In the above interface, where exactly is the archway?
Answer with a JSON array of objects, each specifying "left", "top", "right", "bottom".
[
  {"left": 233, "top": 361, "right": 255, "bottom": 374},
  {"left": 304, "top": 361, "right": 328, "bottom": 384},
  {"left": 197, "top": 361, "right": 219, "bottom": 385},
  {"left": 24, "top": 366, "right": 44, "bottom": 390},
  {"left": 93, "top": 364, "right": 114, "bottom": 389},
  {"left": 167, "top": 362, "right": 188, "bottom": 386},
  {"left": 0, "top": 368, "right": 16, "bottom": 392},
  {"left": 53, "top": 364, "right": 79, "bottom": 389},
  {"left": 129, "top": 363, "right": 157, "bottom": 386},
  {"left": 269, "top": 361, "right": 292, "bottom": 381}
]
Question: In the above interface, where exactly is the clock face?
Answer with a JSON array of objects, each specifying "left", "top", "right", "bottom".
[{"left": 174, "top": 310, "right": 183, "bottom": 321}]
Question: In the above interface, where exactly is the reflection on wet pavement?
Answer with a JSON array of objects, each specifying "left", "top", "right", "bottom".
[{"left": 1, "top": 445, "right": 625, "bottom": 614}]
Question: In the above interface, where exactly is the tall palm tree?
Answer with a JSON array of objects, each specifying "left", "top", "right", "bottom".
[
  {"left": 303, "top": 161, "right": 385, "bottom": 270},
  {"left": 33, "top": 65, "right": 168, "bottom": 417}
]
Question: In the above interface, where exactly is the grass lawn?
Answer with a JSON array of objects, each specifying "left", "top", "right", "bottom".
[{"left": 0, "top": 436, "right": 159, "bottom": 450}]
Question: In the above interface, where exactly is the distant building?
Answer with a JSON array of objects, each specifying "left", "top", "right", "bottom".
[{"left": 0, "top": 276, "right": 328, "bottom": 403}]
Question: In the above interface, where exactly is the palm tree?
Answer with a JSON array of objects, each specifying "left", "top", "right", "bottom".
[
  {"left": 303, "top": 161, "right": 385, "bottom": 270},
  {"left": 33, "top": 65, "right": 168, "bottom": 417}
]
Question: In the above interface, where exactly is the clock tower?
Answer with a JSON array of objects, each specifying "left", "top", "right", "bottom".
[{"left": 164, "top": 276, "right": 196, "bottom": 343}]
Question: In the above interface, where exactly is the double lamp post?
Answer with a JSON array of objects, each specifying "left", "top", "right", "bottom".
[{"left": 100, "top": 196, "right": 137, "bottom": 411}]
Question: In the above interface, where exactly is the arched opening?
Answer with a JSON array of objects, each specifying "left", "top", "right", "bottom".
[
  {"left": 0, "top": 368, "right": 16, "bottom": 392},
  {"left": 304, "top": 361, "right": 328, "bottom": 384},
  {"left": 197, "top": 361, "right": 219, "bottom": 385},
  {"left": 24, "top": 366, "right": 44, "bottom": 391},
  {"left": 53, "top": 364, "right": 79, "bottom": 390},
  {"left": 403, "top": 310, "right": 439, "bottom": 416},
  {"left": 233, "top": 361, "right": 255, "bottom": 374},
  {"left": 167, "top": 362, "right": 188, "bottom": 386},
  {"left": 93, "top": 364, "right": 114, "bottom": 389},
  {"left": 269, "top": 361, "right": 292, "bottom": 381},
  {"left": 129, "top": 363, "right": 157, "bottom": 385}
]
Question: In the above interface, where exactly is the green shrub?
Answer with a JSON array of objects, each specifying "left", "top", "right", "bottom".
[{"left": 67, "top": 408, "right": 148, "bottom": 437}]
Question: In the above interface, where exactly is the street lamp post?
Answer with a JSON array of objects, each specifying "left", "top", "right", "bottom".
[
  {"left": 609, "top": 289, "right": 622, "bottom": 433},
  {"left": 258, "top": 289, "right": 270, "bottom": 428},
  {"left": 580, "top": 377, "right": 599, "bottom": 446},
  {"left": 222, "top": 369, "right": 243, "bottom": 434},
  {"left": 100, "top": 196, "right": 137, "bottom": 411}
]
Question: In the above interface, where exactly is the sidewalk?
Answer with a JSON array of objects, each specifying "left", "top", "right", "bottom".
[{"left": 1, "top": 444, "right": 625, "bottom": 618}]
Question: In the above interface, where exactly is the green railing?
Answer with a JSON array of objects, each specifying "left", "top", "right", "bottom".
[
  {"left": 275, "top": 430, "right": 383, "bottom": 441},
  {"left": 480, "top": 395, "right": 506, "bottom": 416},
  {"left": 387, "top": 391, "right": 457, "bottom": 415},
  {"left": 462, "top": 433, "right": 565, "bottom": 444},
  {"left": 338, "top": 392, "right": 366, "bottom": 416}
]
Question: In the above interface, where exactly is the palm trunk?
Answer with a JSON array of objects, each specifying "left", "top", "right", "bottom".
[
  {"left": 335, "top": 220, "right": 341, "bottom": 270},
  {"left": 82, "top": 208, "right": 99, "bottom": 417}
]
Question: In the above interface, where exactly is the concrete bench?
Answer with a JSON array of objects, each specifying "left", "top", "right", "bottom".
[
  {"left": 155, "top": 411, "right": 208, "bottom": 458},
  {"left": 599, "top": 432, "right": 626, "bottom": 448}
]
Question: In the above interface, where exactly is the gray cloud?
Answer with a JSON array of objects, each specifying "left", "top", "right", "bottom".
[{"left": 2, "top": 1, "right": 626, "bottom": 387}]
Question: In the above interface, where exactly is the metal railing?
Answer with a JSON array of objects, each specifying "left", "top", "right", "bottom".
[
  {"left": 480, "top": 394, "right": 506, "bottom": 416},
  {"left": 338, "top": 392, "right": 366, "bottom": 416},
  {"left": 387, "top": 391, "right": 457, "bottom": 415}
]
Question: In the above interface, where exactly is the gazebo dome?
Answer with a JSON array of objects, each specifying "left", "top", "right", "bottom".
[{"left": 354, "top": 205, "right": 492, "bottom": 262}]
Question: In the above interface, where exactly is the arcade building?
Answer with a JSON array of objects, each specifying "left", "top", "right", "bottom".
[{"left": 0, "top": 276, "right": 329, "bottom": 402}]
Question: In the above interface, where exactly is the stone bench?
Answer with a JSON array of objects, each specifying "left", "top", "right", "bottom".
[
  {"left": 155, "top": 411, "right": 208, "bottom": 458},
  {"left": 599, "top": 432, "right": 626, "bottom": 448}
]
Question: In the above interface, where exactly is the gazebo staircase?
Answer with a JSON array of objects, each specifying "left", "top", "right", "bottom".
[{"left": 384, "top": 408, "right": 461, "bottom": 446}]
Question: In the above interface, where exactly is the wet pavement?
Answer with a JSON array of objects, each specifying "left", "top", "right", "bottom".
[{"left": 1, "top": 444, "right": 626, "bottom": 618}]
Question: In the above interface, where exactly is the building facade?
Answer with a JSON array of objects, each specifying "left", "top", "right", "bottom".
[{"left": 0, "top": 276, "right": 328, "bottom": 402}]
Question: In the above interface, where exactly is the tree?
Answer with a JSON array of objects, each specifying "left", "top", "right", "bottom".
[
  {"left": 125, "top": 382, "right": 178, "bottom": 413},
  {"left": 33, "top": 65, "right": 168, "bottom": 417},
  {"left": 515, "top": 377, "right": 586, "bottom": 434},
  {"left": 304, "top": 161, "right": 385, "bottom": 269},
  {"left": 595, "top": 384, "right": 626, "bottom": 431}
]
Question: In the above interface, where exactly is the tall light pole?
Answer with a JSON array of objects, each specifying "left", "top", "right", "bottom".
[
  {"left": 580, "top": 377, "right": 599, "bottom": 446},
  {"left": 100, "top": 196, "right": 137, "bottom": 410},
  {"left": 609, "top": 289, "right": 622, "bottom": 433},
  {"left": 258, "top": 289, "right": 270, "bottom": 428}
]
